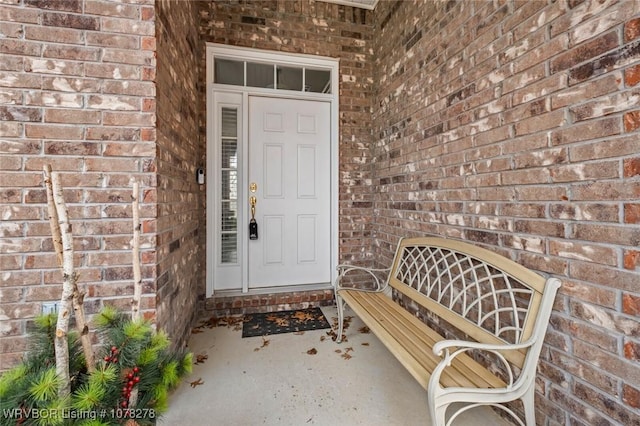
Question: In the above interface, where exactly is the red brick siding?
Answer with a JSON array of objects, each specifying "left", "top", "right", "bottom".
[
  {"left": 373, "top": 0, "right": 640, "bottom": 424},
  {"left": 0, "top": 0, "right": 157, "bottom": 370},
  {"left": 155, "top": 0, "right": 202, "bottom": 350}
]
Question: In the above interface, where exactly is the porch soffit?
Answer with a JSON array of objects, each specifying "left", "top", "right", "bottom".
[{"left": 321, "top": 0, "right": 378, "bottom": 10}]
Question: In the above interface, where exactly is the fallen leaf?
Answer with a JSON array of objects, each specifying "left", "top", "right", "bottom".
[
  {"left": 307, "top": 348, "right": 318, "bottom": 355},
  {"left": 358, "top": 326, "right": 370, "bottom": 334},
  {"left": 195, "top": 315, "right": 245, "bottom": 330},
  {"left": 331, "top": 316, "right": 353, "bottom": 331},
  {"left": 190, "top": 378, "right": 204, "bottom": 388},
  {"left": 195, "top": 354, "right": 208, "bottom": 364},
  {"left": 361, "top": 342, "right": 370, "bottom": 346},
  {"left": 326, "top": 329, "right": 347, "bottom": 342},
  {"left": 266, "top": 314, "right": 290, "bottom": 327},
  {"left": 293, "top": 310, "right": 315, "bottom": 322},
  {"left": 320, "top": 335, "right": 326, "bottom": 342},
  {"left": 335, "top": 349, "right": 342, "bottom": 354},
  {"left": 341, "top": 353, "right": 352, "bottom": 360},
  {"left": 255, "top": 337, "right": 270, "bottom": 351}
]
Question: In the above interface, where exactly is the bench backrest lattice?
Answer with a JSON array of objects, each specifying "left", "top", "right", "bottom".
[{"left": 389, "top": 237, "right": 548, "bottom": 369}]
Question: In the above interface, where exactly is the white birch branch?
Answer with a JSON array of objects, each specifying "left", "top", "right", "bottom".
[
  {"left": 131, "top": 182, "right": 142, "bottom": 322},
  {"left": 44, "top": 166, "right": 96, "bottom": 374},
  {"left": 51, "top": 171, "right": 74, "bottom": 398},
  {"left": 72, "top": 276, "right": 95, "bottom": 373},
  {"left": 43, "top": 165, "right": 63, "bottom": 267}
]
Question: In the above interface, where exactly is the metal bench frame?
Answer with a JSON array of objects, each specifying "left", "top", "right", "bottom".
[{"left": 334, "top": 237, "right": 561, "bottom": 426}]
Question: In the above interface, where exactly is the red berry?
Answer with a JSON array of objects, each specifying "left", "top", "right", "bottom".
[
  {"left": 128, "top": 381, "right": 134, "bottom": 387},
  {"left": 133, "top": 367, "right": 139, "bottom": 373},
  {"left": 127, "top": 373, "right": 134, "bottom": 379},
  {"left": 121, "top": 401, "right": 128, "bottom": 408},
  {"left": 104, "top": 356, "right": 111, "bottom": 362},
  {"left": 133, "top": 376, "right": 140, "bottom": 383},
  {"left": 112, "top": 358, "right": 118, "bottom": 363}
]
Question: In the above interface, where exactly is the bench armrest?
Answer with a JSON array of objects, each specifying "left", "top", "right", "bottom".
[
  {"left": 433, "top": 338, "right": 535, "bottom": 356},
  {"left": 335, "top": 264, "right": 392, "bottom": 292},
  {"left": 432, "top": 338, "right": 536, "bottom": 389}
]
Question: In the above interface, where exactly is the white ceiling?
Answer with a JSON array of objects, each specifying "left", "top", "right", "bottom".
[{"left": 322, "top": 0, "right": 378, "bottom": 10}]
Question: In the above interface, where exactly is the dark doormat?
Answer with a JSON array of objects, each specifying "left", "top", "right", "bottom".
[{"left": 242, "top": 307, "right": 331, "bottom": 338}]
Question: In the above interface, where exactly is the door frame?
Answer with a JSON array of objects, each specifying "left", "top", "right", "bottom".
[{"left": 205, "top": 43, "right": 340, "bottom": 296}]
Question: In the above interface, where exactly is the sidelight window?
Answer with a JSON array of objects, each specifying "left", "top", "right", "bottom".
[{"left": 220, "top": 107, "right": 238, "bottom": 264}]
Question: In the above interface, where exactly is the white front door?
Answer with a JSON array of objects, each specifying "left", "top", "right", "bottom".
[{"left": 247, "top": 96, "right": 331, "bottom": 288}]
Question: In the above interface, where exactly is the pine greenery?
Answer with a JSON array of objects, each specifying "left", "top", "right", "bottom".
[{"left": 0, "top": 308, "right": 192, "bottom": 425}]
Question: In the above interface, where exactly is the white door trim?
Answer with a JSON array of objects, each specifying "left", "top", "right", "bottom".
[{"left": 205, "top": 43, "right": 340, "bottom": 297}]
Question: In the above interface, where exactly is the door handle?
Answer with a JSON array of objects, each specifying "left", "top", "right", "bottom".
[
  {"left": 249, "top": 196, "right": 258, "bottom": 240},
  {"left": 249, "top": 196, "right": 257, "bottom": 219}
]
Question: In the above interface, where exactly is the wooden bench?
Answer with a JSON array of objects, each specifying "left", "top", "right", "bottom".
[{"left": 334, "top": 237, "right": 561, "bottom": 426}]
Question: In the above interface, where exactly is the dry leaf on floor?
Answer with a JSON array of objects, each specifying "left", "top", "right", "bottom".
[
  {"left": 319, "top": 335, "right": 326, "bottom": 342},
  {"left": 331, "top": 316, "right": 353, "bottom": 331},
  {"left": 254, "top": 337, "right": 270, "bottom": 351},
  {"left": 358, "top": 326, "right": 370, "bottom": 334},
  {"left": 307, "top": 348, "right": 318, "bottom": 355},
  {"left": 335, "top": 349, "right": 342, "bottom": 354},
  {"left": 341, "top": 347, "right": 354, "bottom": 360},
  {"left": 361, "top": 342, "right": 370, "bottom": 346},
  {"left": 196, "top": 315, "right": 245, "bottom": 330},
  {"left": 190, "top": 378, "right": 204, "bottom": 388},
  {"left": 195, "top": 354, "right": 208, "bottom": 364},
  {"left": 326, "top": 329, "right": 347, "bottom": 342}
]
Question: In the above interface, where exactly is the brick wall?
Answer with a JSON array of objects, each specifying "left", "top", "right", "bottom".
[
  {"left": 0, "top": 0, "right": 158, "bottom": 369},
  {"left": 372, "top": 1, "right": 640, "bottom": 424},
  {"left": 2, "top": 1, "right": 638, "bottom": 423},
  {"left": 198, "top": 0, "right": 376, "bottom": 275},
  {"left": 154, "top": 0, "right": 202, "bottom": 350}
]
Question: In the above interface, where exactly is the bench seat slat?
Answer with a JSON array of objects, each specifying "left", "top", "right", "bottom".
[
  {"left": 351, "top": 292, "right": 481, "bottom": 389},
  {"left": 354, "top": 292, "right": 506, "bottom": 390},
  {"left": 340, "top": 289, "right": 507, "bottom": 390}
]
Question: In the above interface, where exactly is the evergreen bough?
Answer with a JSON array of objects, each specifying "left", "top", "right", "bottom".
[{"left": 0, "top": 307, "right": 192, "bottom": 425}]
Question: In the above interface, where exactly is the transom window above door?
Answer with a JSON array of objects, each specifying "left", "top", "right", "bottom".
[{"left": 214, "top": 58, "right": 332, "bottom": 94}]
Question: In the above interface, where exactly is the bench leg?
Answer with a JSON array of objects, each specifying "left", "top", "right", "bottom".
[
  {"left": 430, "top": 404, "right": 447, "bottom": 426},
  {"left": 335, "top": 292, "right": 345, "bottom": 343},
  {"left": 522, "top": 385, "right": 536, "bottom": 426}
]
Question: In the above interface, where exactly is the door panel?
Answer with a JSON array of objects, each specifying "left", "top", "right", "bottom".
[{"left": 248, "top": 96, "right": 331, "bottom": 288}]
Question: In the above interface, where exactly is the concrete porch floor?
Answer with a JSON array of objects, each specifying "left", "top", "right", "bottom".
[{"left": 160, "top": 306, "right": 513, "bottom": 426}]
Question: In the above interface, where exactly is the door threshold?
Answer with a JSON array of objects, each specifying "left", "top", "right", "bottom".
[{"left": 214, "top": 283, "right": 333, "bottom": 298}]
